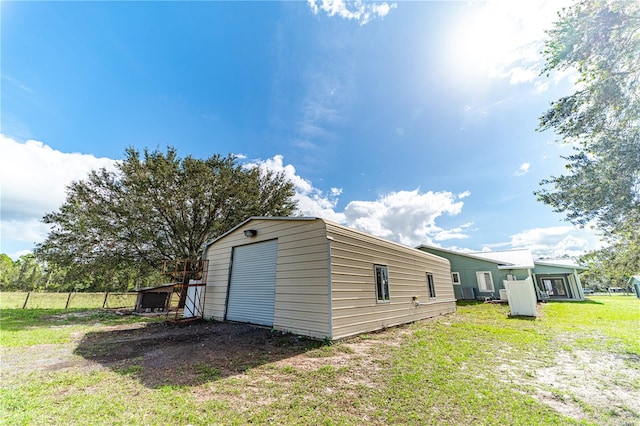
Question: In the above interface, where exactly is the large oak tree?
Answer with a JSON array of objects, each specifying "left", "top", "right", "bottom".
[{"left": 36, "top": 147, "right": 297, "bottom": 291}]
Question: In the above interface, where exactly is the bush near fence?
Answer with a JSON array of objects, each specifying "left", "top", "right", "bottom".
[{"left": 0, "top": 292, "right": 138, "bottom": 310}]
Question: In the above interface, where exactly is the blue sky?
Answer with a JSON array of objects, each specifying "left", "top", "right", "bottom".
[{"left": 0, "top": 0, "right": 603, "bottom": 260}]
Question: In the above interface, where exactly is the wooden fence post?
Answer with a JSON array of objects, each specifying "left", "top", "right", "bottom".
[{"left": 22, "top": 292, "right": 30, "bottom": 309}]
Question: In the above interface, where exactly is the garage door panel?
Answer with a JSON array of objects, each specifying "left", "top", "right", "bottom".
[{"left": 226, "top": 239, "right": 277, "bottom": 326}]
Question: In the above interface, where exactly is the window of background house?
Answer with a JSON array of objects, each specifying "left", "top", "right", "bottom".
[
  {"left": 374, "top": 265, "right": 390, "bottom": 302},
  {"left": 476, "top": 271, "right": 494, "bottom": 292},
  {"left": 451, "top": 272, "right": 461, "bottom": 285},
  {"left": 427, "top": 273, "right": 436, "bottom": 298}
]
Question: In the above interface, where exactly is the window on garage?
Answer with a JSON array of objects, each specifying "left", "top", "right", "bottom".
[
  {"left": 374, "top": 264, "right": 390, "bottom": 302},
  {"left": 427, "top": 273, "right": 436, "bottom": 298}
]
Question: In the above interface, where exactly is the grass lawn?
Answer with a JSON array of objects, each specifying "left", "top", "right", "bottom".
[
  {"left": 0, "top": 292, "right": 138, "bottom": 310},
  {"left": 1, "top": 296, "right": 638, "bottom": 425}
]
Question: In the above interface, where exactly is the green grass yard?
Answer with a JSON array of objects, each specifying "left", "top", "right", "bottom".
[
  {"left": 0, "top": 292, "right": 138, "bottom": 310},
  {"left": 1, "top": 296, "right": 638, "bottom": 425}
]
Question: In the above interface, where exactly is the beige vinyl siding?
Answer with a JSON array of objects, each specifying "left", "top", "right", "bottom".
[
  {"left": 326, "top": 222, "right": 455, "bottom": 340},
  {"left": 203, "top": 218, "right": 331, "bottom": 339},
  {"left": 205, "top": 217, "right": 456, "bottom": 341}
]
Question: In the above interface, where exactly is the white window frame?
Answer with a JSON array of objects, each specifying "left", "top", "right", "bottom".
[
  {"left": 374, "top": 265, "right": 390, "bottom": 302},
  {"left": 476, "top": 271, "right": 494, "bottom": 292},
  {"left": 427, "top": 273, "right": 436, "bottom": 298},
  {"left": 451, "top": 272, "right": 461, "bottom": 285}
]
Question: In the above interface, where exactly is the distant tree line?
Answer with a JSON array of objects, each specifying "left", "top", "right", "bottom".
[{"left": 0, "top": 252, "right": 161, "bottom": 292}]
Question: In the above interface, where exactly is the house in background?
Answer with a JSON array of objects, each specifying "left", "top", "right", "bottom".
[
  {"left": 416, "top": 246, "right": 586, "bottom": 301},
  {"left": 202, "top": 217, "right": 456, "bottom": 340},
  {"left": 532, "top": 258, "right": 587, "bottom": 301},
  {"left": 629, "top": 275, "right": 640, "bottom": 299}
]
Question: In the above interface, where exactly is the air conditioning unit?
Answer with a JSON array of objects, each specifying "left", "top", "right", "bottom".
[{"left": 499, "top": 289, "right": 508, "bottom": 301}]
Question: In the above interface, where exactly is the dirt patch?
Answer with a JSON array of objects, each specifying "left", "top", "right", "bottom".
[
  {"left": 1, "top": 344, "right": 99, "bottom": 375},
  {"left": 0, "top": 320, "right": 326, "bottom": 387},
  {"left": 72, "top": 320, "right": 330, "bottom": 387},
  {"left": 532, "top": 348, "right": 640, "bottom": 425},
  {"left": 2, "top": 317, "right": 638, "bottom": 425},
  {"left": 1, "top": 319, "right": 400, "bottom": 390}
]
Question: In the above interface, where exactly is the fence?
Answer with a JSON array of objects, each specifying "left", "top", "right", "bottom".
[{"left": 0, "top": 292, "right": 138, "bottom": 310}]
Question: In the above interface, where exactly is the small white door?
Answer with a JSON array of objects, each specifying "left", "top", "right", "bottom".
[{"left": 226, "top": 239, "right": 278, "bottom": 326}]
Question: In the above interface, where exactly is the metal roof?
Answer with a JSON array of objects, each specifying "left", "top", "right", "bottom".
[
  {"left": 467, "top": 249, "right": 536, "bottom": 269},
  {"left": 416, "top": 245, "right": 535, "bottom": 269},
  {"left": 534, "top": 259, "right": 588, "bottom": 270},
  {"left": 134, "top": 283, "right": 174, "bottom": 292}
]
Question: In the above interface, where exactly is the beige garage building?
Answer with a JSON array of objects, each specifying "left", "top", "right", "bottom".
[{"left": 202, "top": 217, "right": 456, "bottom": 340}]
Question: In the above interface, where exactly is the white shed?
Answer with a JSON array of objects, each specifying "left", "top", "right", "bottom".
[{"left": 202, "top": 217, "right": 456, "bottom": 340}]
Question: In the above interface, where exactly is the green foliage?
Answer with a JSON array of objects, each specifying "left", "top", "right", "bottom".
[
  {"left": 536, "top": 0, "right": 640, "bottom": 235},
  {"left": 35, "top": 147, "right": 297, "bottom": 291},
  {"left": 0, "top": 252, "right": 162, "bottom": 292},
  {"left": 0, "top": 253, "right": 48, "bottom": 291},
  {"left": 0, "top": 254, "right": 14, "bottom": 287},
  {"left": 580, "top": 220, "right": 640, "bottom": 286}
]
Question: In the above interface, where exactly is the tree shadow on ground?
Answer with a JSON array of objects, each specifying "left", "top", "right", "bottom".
[{"left": 74, "top": 320, "right": 325, "bottom": 388}]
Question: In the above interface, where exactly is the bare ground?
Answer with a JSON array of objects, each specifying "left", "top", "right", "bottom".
[
  {"left": 1, "top": 317, "right": 639, "bottom": 424},
  {"left": 532, "top": 348, "right": 640, "bottom": 424}
]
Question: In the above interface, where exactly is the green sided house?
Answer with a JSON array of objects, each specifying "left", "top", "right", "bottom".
[
  {"left": 532, "top": 258, "right": 588, "bottom": 300},
  {"left": 202, "top": 217, "right": 456, "bottom": 340},
  {"left": 416, "top": 245, "right": 587, "bottom": 301},
  {"left": 627, "top": 275, "right": 640, "bottom": 299}
]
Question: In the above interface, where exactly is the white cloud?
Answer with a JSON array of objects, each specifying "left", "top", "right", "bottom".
[
  {"left": 432, "top": 223, "right": 474, "bottom": 242},
  {"left": 509, "top": 225, "right": 605, "bottom": 259},
  {"left": 307, "top": 0, "right": 397, "bottom": 25},
  {"left": 0, "top": 218, "right": 51, "bottom": 244},
  {"left": 246, "top": 156, "right": 471, "bottom": 247},
  {"left": 509, "top": 67, "right": 538, "bottom": 85},
  {"left": 343, "top": 189, "right": 467, "bottom": 247},
  {"left": 515, "top": 162, "right": 531, "bottom": 176},
  {"left": 0, "top": 135, "right": 118, "bottom": 220},
  {"left": 0, "top": 135, "right": 119, "bottom": 257},
  {"left": 534, "top": 81, "right": 550, "bottom": 94},
  {"left": 244, "top": 155, "right": 346, "bottom": 224}
]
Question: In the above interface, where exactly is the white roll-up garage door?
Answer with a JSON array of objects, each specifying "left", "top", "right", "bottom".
[{"left": 226, "top": 239, "right": 278, "bottom": 326}]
